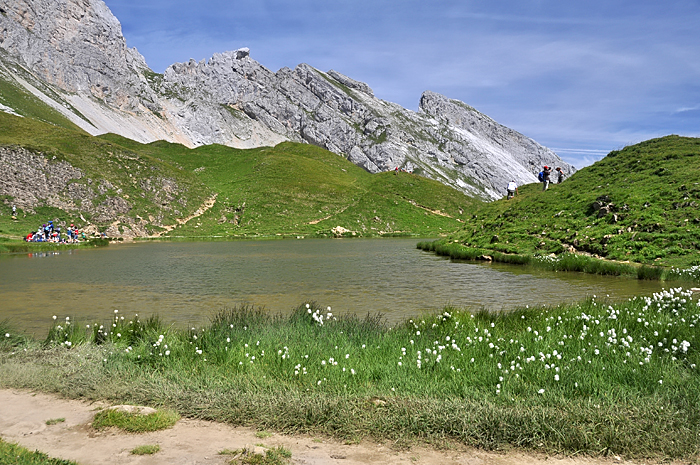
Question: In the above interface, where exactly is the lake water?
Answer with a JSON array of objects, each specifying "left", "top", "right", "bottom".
[{"left": 0, "top": 238, "right": 666, "bottom": 335}]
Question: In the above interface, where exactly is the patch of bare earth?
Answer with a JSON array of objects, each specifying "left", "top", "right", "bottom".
[{"left": 0, "top": 389, "right": 666, "bottom": 465}]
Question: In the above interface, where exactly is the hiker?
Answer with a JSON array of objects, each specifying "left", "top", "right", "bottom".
[
  {"left": 395, "top": 166, "right": 399, "bottom": 175},
  {"left": 556, "top": 167, "right": 564, "bottom": 184},
  {"left": 506, "top": 180, "right": 518, "bottom": 199},
  {"left": 12, "top": 205, "right": 16, "bottom": 216},
  {"left": 542, "top": 165, "right": 552, "bottom": 191}
]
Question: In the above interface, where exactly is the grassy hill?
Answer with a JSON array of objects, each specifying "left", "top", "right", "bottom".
[
  {"left": 0, "top": 112, "right": 212, "bottom": 243},
  {"left": 0, "top": 112, "right": 476, "bottom": 245},
  {"left": 97, "top": 134, "right": 475, "bottom": 238},
  {"left": 424, "top": 136, "right": 700, "bottom": 269}
]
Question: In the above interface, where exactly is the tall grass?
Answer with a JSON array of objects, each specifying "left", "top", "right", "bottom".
[
  {"left": 2, "top": 293, "right": 699, "bottom": 459},
  {"left": 418, "top": 241, "right": 700, "bottom": 283},
  {"left": 637, "top": 265, "right": 665, "bottom": 280}
]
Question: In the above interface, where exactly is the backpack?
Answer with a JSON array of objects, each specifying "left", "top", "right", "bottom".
[{"left": 538, "top": 171, "right": 544, "bottom": 182}]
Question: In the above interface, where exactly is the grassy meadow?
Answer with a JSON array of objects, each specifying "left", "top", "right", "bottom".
[
  {"left": 426, "top": 136, "right": 700, "bottom": 270},
  {"left": 98, "top": 134, "right": 475, "bottom": 238},
  {"left": 0, "top": 112, "right": 212, "bottom": 239},
  {"left": 1, "top": 289, "right": 699, "bottom": 460},
  {"left": 0, "top": 112, "right": 474, "bottom": 247}
]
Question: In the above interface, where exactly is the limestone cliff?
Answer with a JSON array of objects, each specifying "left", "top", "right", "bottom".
[{"left": 0, "top": 0, "right": 574, "bottom": 200}]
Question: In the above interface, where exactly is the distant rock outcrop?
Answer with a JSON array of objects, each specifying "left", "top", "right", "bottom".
[{"left": 0, "top": 0, "right": 575, "bottom": 199}]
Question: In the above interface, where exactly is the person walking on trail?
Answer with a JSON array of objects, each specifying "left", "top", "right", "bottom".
[
  {"left": 555, "top": 167, "right": 564, "bottom": 184},
  {"left": 507, "top": 180, "right": 518, "bottom": 199},
  {"left": 542, "top": 165, "right": 552, "bottom": 191}
]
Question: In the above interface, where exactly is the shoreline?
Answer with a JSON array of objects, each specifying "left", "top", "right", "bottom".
[
  {"left": 417, "top": 240, "right": 700, "bottom": 284},
  {"left": 2, "top": 296, "right": 699, "bottom": 461},
  {"left": 3, "top": 234, "right": 693, "bottom": 286}
]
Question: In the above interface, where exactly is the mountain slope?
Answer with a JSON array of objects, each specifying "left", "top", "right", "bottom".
[
  {"left": 97, "top": 134, "right": 476, "bottom": 238},
  {"left": 0, "top": 112, "right": 213, "bottom": 239},
  {"left": 0, "top": 112, "right": 476, "bottom": 240},
  {"left": 0, "top": 0, "right": 574, "bottom": 200},
  {"left": 429, "top": 136, "right": 700, "bottom": 267}
]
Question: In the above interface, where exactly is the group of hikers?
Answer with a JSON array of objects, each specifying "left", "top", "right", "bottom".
[
  {"left": 24, "top": 220, "right": 85, "bottom": 243},
  {"left": 506, "top": 165, "right": 564, "bottom": 199}
]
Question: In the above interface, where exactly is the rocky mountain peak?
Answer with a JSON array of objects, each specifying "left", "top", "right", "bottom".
[
  {"left": 0, "top": 0, "right": 575, "bottom": 200},
  {"left": 327, "top": 70, "right": 374, "bottom": 97},
  {"left": 0, "top": 0, "right": 155, "bottom": 111}
]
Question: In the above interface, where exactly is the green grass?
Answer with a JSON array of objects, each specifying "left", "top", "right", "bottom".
[
  {"left": 92, "top": 408, "right": 179, "bottom": 433},
  {"left": 223, "top": 446, "right": 292, "bottom": 465},
  {"left": 130, "top": 444, "right": 161, "bottom": 455},
  {"left": 45, "top": 418, "right": 65, "bottom": 426},
  {"left": 428, "top": 136, "right": 700, "bottom": 269},
  {"left": 2, "top": 293, "right": 699, "bottom": 460},
  {"left": 0, "top": 112, "right": 475, "bottom": 242},
  {"left": 0, "top": 112, "right": 212, "bottom": 239},
  {"left": 0, "top": 438, "right": 77, "bottom": 465},
  {"left": 0, "top": 238, "right": 109, "bottom": 254},
  {"left": 99, "top": 136, "right": 475, "bottom": 238}
]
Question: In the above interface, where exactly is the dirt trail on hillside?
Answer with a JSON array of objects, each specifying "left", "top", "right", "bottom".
[
  {"left": 157, "top": 194, "right": 218, "bottom": 236},
  {"left": 0, "top": 389, "right": 659, "bottom": 465}
]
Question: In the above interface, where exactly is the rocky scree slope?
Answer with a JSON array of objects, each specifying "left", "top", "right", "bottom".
[
  {"left": 0, "top": 113, "right": 212, "bottom": 240},
  {"left": 0, "top": 0, "right": 574, "bottom": 200}
]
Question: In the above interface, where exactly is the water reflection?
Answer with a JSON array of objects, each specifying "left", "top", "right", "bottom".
[{"left": 0, "top": 239, "right": 665, "bottom": 335}]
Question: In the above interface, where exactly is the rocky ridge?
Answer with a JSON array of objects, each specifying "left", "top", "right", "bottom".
[
  {"left": 0, "top": 0, "right": 574, "bottom": 200},
  {"left": 0, "top": 143, "right": 200, "bottom": 239}
]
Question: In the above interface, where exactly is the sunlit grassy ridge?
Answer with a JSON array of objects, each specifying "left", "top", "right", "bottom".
[
  {"left": 1, "top": 289, "right": 698, "bottom": 459},
  {"left": 427, "top": 136, "right": 700, "bottom": 268},
  {"left": 0, "top": 112, "right": 475, "bottom": 244},
  {"left": 98, "top": 135, "right": 475, "bottom": 237},
  {"left": 0, "top": 112, "right": 212, "bottom": 240}
]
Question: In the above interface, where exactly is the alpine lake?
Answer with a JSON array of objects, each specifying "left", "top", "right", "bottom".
[{"left": 0, "top": 238, "right": 665, "bottom": 335}]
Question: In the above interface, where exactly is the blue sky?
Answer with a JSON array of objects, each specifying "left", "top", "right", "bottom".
[{"left": 102, "top": 0, "right": 700, "bottom": 168}]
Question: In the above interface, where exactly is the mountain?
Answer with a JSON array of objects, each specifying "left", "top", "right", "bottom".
[
  {"left": 0, "top": 112, "right": 474, "bottom": 241},
  {"left": 422, "top": 136, "right": 700, "bottom": 268},
  {"left": 0, "top": 0, "right": 574, "bottom": 200}
]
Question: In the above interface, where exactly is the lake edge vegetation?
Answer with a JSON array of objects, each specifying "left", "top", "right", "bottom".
[
  {"left": 1, "top": 294, "right": 698, "bottom": 461},
  {"left": 417, "top": 241, "right": 700, "bottom": 284}
]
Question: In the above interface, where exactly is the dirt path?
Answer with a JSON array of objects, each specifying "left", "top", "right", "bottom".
[
  {"left": 157, "top": 194, "right": 218, "bottom": 236},
  {"left": 0, "top": 389, "right": 648, "bottom": 465}
]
